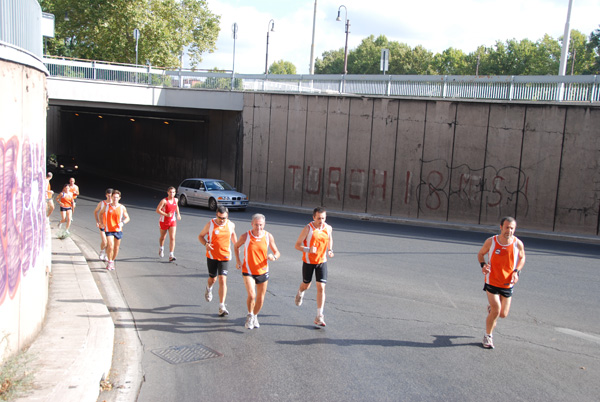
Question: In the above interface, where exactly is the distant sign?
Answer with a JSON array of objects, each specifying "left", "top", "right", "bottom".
[
  {"left": 133, "top": 28, "right": 140, "bottom": 41},
  {"left": 42, "top": 12, "right": 55, "bottom": 38},
  {"left": 380, "top": 48, "right": 389, "bottom": 74}
]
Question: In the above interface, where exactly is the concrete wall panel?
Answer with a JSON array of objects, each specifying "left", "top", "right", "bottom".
[
  {"left": 266, "top": 95, "right": 289, "bottom": 204},
  {"left": 518, "top": 106, "right": 565, "bottom": 230},
  {"left": 242, "top": 94, "right": 255, "bottom": 195},
  {"left": 323, "top": 97, "right": 350, "bottom": 210},
  {"left": 206, "top": 110, "right": 223, "bottom": 179},
  {"left": 302, "top": 97, "right": 328, "bottom": 207},
  {"left": 343, "top": 98, "right": 373, "bottom": 213},
  {"left": 249, "top": 94, "right": 272, "bottom": 202},
  {"left": 418, "top": 101, "right": 457, "bottom": 220},
  {"left": 284, "top": 96, "right": 308, "bottom": 206},
  {"left": 480, "top": 104, "right": 525, "bottom": 225},
  {"left": 392, "top": 100, "right": 426, "bottom": 218},
  {"left": 220, "top": 111, "right": 240, "bottom": 186},
  {"left": 448, "top": 103, "right": 489, "bottom": 223},
  {"left": 367, "top": 99, "right": 399, "bottom": 215},
  {"left": 555, "top": 107, "right": 600, "bottom": 234}
]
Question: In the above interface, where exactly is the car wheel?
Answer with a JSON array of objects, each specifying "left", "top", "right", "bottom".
[
  {"left": 179, "top": 195, "right": 188, "bottom": 207},
  {"left": 208, "top": 198, "right": 217, "bottom": 211}
]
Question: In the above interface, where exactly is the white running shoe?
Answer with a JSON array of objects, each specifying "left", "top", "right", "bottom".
[
  {"left": 218, "top": 305, "right": 229, "bottom": 317},
  {"left": 295, "top": 291, "right": 304, "bottom": 306},
  {"left": 107, "top": 261, "right": 115, "bottom": 271},
  {"left": 205, "top": 286, "right": 213, "bottom": 302},
  {"left": 159, "top": 248, "right": 164, "bottom": 258},
  {"left": 314, "top": 314, "right": 326, "bottom": 327},
  {"left": 245, "top": 314, "right": 254, "bottom": 329},
  {"left": 482, "top": 334, "right": 494, "bottom": 349},
  {"left": 169, "top": 254, "right": 176, "bottom": 262},
  {"left": 253, "top": 315, "right": 260, "bottom": 328}
]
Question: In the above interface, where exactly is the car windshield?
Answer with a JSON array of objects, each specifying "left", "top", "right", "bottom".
[
  {"left": 205, "top": 180, "right": 234, "bottom": 191},
  {"left": 57, "top": 155, "right": 77, "bottom": 165}
]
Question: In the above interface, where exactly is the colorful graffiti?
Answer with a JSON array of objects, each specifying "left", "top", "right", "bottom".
[{"left": 0, "top": 136, "right": 46, "bottom": 306}]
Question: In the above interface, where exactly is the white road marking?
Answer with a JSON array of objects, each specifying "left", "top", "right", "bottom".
[{"left": 555, "top": 328, "right": 600, "bottom": 344}]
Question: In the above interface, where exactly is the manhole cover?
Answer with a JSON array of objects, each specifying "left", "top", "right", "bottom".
[{"left": 151, "top": 344, "right": 223, "bottom": 364}]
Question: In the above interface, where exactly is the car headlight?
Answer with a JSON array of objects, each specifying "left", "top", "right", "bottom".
[{"left": 59, "top": 164, "right": 64, "bottom": 168}]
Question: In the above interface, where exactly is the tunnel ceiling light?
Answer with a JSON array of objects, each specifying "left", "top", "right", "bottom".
[
  {"left": 74, "top": 113, "right": 79, "bottom": 116},
  {"left": 164, "top": 121, "right": 170, "bottom": 125},
  {"left": 98, "top": 115, "right": 103, "bottom": 119},
  {"left": 130, "top": 118, "right": 135, "bottom": 122}
]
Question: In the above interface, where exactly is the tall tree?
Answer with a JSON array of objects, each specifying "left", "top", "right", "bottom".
[
  {"left": 38, "top": 0, "right": 220, "bottom": 69},
  {"left": 269, "top": 60, "right": 297, "bottom": 75}
]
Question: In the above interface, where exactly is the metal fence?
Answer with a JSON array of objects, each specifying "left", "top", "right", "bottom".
[
  {"left": 43, "top": 56, "right": 600, "bottom": 103},
  {"left": 1, "top": 0, "right": 43, "bottom": 58}
]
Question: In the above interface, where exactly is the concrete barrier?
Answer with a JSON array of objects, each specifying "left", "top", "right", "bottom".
[{"left": 242, "top": 93, "right": 600, "bottom": 237}]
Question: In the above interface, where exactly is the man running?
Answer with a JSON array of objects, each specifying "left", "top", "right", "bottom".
[
  {"left": 100, "top": 190, "right": 131, "bottom": 270},
  {"left": 234, "top": 214, "right": 280, "bottom": 330},
  {"left": 93, "top": 188, "right": 113, "bottom": 261},
  {"left": 156, "top": 186, "right": 181, "bottom": 262},
  {"left": 477, "top": 216, "right": 526, "bottom": 349},
  {"left": 294, "top": 207, "right": 334, "bottom": 327},
  {"left": 46, "top": 172, "right": 54, "bottom": 218},
  {"left": 67, "top": 177, "right": 79, "bottom": 215},
  {"left": 56, "top": 183, "right": 73, "bottom": 233},
  {"left": 198, "top": 206, "right": 237, "bottom": 316}
]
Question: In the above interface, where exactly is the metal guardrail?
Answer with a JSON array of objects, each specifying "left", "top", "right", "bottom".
[
  {"left": 43, "top": 57, "right": 600, "bottom": 103},
  {"left": 1, "top": 0, "right": 43, "bottom": 58}
]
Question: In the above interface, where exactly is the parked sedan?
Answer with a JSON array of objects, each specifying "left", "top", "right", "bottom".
[
  {"left": 47, "top": 154, "right": 79, "bottom": 175},
  {"left": 177, "top": 178, "right": 248, "bottom": 211}
]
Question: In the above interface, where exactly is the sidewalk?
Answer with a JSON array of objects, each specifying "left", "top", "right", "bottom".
[{"left": 16, "top": 229, "right": 114, "bottom": 402}]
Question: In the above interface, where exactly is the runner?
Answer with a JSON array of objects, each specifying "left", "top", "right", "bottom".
[
  {"left": 234, "top": 214, "right": 280, "bottom": 329},
  {"left": 198, "top": 206, "right": 237, "bottom": 316},
  {"left": 46, "top": 172, "right": 55, "bottom": 218},
  {"left": 156, "top": 186, "right": 181, "bottom": 262},
  {"left": 56, "top": 183, "right": 73, "bottom": 233},
  {"left": 294, "top": 206, "right": 334, "bottom": 327},
  {"left": 477, "top": 216, "right": 526, "bottom": 349},
  {"left": 100, "top": 190, "right": 131, "bottom": 270},
  {"left": 93, "top": 188, "right": 113, "bottom": 261},
  {"left": 67, "top": 177, "right": 79, "bottom": 216}
]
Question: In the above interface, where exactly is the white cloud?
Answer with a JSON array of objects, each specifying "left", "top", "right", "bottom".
[{"left": 194, "top": 0, "right": 600, "bottom": 74}]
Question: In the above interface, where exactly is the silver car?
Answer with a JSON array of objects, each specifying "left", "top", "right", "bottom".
[{"left": 177, "top": 178, "right": 248, "bottom": 211}]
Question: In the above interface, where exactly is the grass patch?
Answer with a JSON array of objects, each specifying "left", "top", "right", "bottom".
[{"left": 0, "top": 351, "right": 34, "bottom": 401}]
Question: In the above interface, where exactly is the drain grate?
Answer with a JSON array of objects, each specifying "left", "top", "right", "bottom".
[{"left": 151, "top": 344, "right": 223, "bottom": 364}]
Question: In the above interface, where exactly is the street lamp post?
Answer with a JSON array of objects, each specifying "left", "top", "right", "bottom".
[
  {"left": 265, "top": 19, "right": 275, "bottom": 75},
  {"left": 232, "top": 22, "right": 238, "bottom": 89},
  {"left": 133, "top": 28, "right": 140, "bottom": 83},
  {"left": 336, "top": 5, "right": 349, "bottom": 75},
  {"left": 309, "top": 0, "right": 318, "bottom": 75}
]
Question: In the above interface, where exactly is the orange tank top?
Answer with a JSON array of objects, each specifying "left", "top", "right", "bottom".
[
  {"left": 486, "top": 235, "right": 520, "bottom": 288},
  {"left": 58, "top": 192, "right": 73, "bottom": 209},
  {"left": 206, "top": 218, "right": 234, "bottom": 261},
  {"left": 302, "top": 222, "right": 332, "bottom": 264},
  {"left": 104, "top": 204, "right": 124, "bottom": 232},
  {"left": 242, "top": 230, "right": 270, "bottom": 276}
]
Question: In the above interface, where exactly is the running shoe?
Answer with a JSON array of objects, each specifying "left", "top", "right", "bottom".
[
  {"left": 245, "top": 314, "right": 254, "bottom": 329},
  {"left": 218, "top": 305, "right": 229, "bottom": 317},
  {"left": 205, "top": 286, "right": 213, "bottom": 302},
  {"left": 107, "top": 261, "right": 115, "bottom": 271},
  {"left": 169, "top": 255, "right": 176, "bottom": 262},
  {"left": 159, "top": 248, "right": 164, "bottom": 258},
  {"left": 99, "top": 251, "right": 106, "bottom": 261},
  {"left": 253, "top": 315, "right": 260, "bottom": 328},
  {"left": 314, "top": 314, "right": 326, "bottom": 327},
  {"left": 482, "top": 334, "right": 494, "bottom": 349},
  {"left": 295, "top": 291, "right": 304, "bottom": 306}
]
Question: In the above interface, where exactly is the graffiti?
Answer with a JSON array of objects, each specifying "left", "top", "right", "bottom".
[
  {"left": 287, "top": 161, "right": 530, "bottom": 217},
  {"left": 0, "top": 136, "right": 46, "bottom": 306},
  {"left": 416, "top": 159, "right": 530, "bottom": 215}
]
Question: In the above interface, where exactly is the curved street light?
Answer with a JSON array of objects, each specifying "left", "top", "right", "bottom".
[
  {"left": 265, "top": 19, "right": 275, "bottom": 74},
  {"left": 336, "top": 5, "right": 349, "bottom": 75}
]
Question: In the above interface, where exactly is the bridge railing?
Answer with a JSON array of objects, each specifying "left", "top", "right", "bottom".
[{"left": 43, "top": 56, "right": 600, "bottom": 103}]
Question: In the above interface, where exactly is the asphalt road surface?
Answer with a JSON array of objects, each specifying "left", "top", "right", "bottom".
[{"left": 56, "top": 172, "right": 600, "bottom": 402}]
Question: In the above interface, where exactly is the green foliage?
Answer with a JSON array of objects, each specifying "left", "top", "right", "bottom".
[
  {"left": 268, "top": 60, "right": 297, "bottom": 75},
  {"left": 38, "top": 0, "right": 220, "bottom": 68},
  {"left": 315, "top": 29, "right": 599, "bottom": 76}
]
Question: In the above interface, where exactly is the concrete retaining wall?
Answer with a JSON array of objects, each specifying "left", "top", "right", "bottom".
[
  {"left": 0, "top": 56, "right": 50, "bottom": 362},
  {"left": 242, "top": 93, "right": 600, "bottom": 236}
]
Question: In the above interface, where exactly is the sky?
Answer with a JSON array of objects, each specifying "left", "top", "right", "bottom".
[{"left": 193, "top": 0, "right": 600, "bottom": 74}]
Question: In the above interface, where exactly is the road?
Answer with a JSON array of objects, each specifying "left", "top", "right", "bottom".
[{"left": 59, "top": 172, "right": 600, "bottom": 402}]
